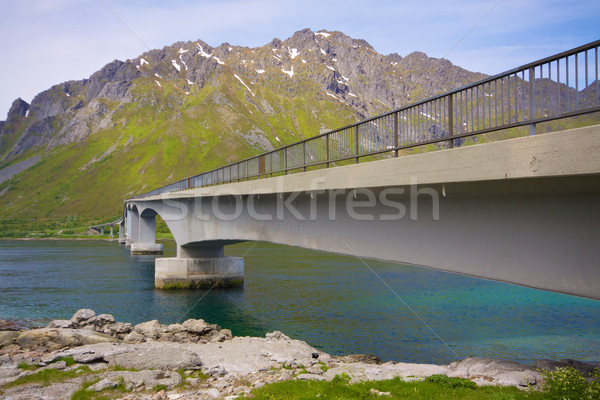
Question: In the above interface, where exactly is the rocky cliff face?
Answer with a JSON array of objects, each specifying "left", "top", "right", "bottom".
[{"left": 0, "top": 28, "right": 484, "bottom": 162}]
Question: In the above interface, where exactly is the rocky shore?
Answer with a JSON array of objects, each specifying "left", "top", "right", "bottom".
[{"left": 1, "top": 310, "right": 597, "bottom": 399}]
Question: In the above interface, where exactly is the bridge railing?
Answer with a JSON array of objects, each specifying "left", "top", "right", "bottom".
[{"left": 134, "top": 40, "right": 600, "bottom": 199}]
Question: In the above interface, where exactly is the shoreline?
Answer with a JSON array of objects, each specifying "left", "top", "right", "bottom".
[{"left": 2, "top": 309, "right": 598, "bottom": 400}]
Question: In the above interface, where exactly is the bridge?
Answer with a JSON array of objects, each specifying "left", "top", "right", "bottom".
[{"left": 114, "top": 40, "right": 600, "bottom": 299}]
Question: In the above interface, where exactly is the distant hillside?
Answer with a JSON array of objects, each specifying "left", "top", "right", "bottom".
[{"left": 0, "top": 28, "right": 486, "bottom": 234}]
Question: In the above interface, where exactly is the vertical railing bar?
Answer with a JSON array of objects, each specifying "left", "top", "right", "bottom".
[
  {"left": 575, "top": 52, "right": 579, "bottom": 109},
  {"left": 501, "top": 77, "right": 504, "bottom": 124},
  {"left": 585, "top": 50, "right": 589, "bottom": 108},
  {"left": 520, "top": 70, "right": 524, "bottom": 122},
  {"left": 448, "top": 94, "right": 454, "bottom": 148},
  {"left": 494, "top": 79, "right": 497, "bottom": 127},
  {"left": 566, "top": 55, "right": 570, "bottom": 111},
  {"left": 487, "top": 82, "right": 491, "bottom": 129},
  {"left": 355, "top": 124, "right": 359, "bottom": 163},
  {"left": 594, "top": 47, "right": 600, "bottom": 102},
  {"left": 394, "top": 112, "right": 399, "bottom": 156},
  {"left": 557, "top": 59, "right": 561, "bottom": 115},
  {"left": 326, "top": 134, "right": 330, "bottom": 167},
  {"left": 303, "top": 141, "right": 307, "bottom": 172},
  {"left": 529, "top": 66, "right": 536, "bottom": 135}
]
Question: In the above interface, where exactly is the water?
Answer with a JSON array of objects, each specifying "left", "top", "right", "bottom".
[{"left": 0, "top": 239, "right": 599, "bottom": 365}]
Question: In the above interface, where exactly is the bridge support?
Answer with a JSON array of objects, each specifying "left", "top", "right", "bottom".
[
  {"left": 118, "top": 220, "right": 126, "bottom": 244},
  {"left": 129, "top": 208, "right": 163, "bottom": 255},
  {"left": 155, "top": 244, "right": 244, "bottom": 289}
]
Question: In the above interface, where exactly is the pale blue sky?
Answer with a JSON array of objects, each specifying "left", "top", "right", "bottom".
[{"left": 0, "top": 0, "right": 598, "bottom": 119}]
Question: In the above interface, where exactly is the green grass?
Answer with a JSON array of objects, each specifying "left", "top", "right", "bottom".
[
  {"left": 2, "top": 365, "right": 93, "bottom": 388},
  {"left": 237, "top": 376, "right": 528, "bottom": 400}
]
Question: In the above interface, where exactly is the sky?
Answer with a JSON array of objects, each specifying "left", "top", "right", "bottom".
[{"left": 0, "top": 0, "right": 598, "bottom": 119}]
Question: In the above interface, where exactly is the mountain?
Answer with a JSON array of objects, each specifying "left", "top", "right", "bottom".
[{"left": 0, "top": 28, "right": 486, "bottom": 234}]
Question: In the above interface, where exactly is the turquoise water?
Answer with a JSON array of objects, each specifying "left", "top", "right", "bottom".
[{"left": 0, "top": 239, "right": 599, "bottom": 365}]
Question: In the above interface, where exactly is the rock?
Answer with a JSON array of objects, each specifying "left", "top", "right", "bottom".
[
  {"left": 106, "top": 343, "right": 202, "bottom": 370},
  {"left": 123, "top": 331, "right": 145, "bottom": 343},
  {"left": 296, "top": 373, "right": 326, "bottom": 381},
  {"left": 336, "top": 354, "right": 382, "bottom": 365},
  {"left": 182, "top": 319, "right": 213, "bottom": 335},
  {"left": 71, "top": 309, "right": 96, "bottom": 325},
  {"left": 15, "top": 328, "right": 118, "bottom": 351},
  {"left": 448, "top": 357, "right": 542, "bottom": 387},
  {"left": 208, "top": 329, "right": 232, "bottom": 342},
  {"left": 73, "top": 352, "right": 106, "bottom": 364},
  {"left": 265, "top": 331, "right": 291, "bottom": 341},
  {"left": 88, "top": 377, "right": 120, "bottom": 391},
  {"left": 48, "top": 319, "right": 73, "bottom": 329},
  {"left": 201, "top": 388, "right": 221, "bottom": 398},
  {"left": 134, "top": 319, "right": 163, "bottom": 339},
  {"left": 44, "top": 360, "right": 67, "bottom": 370},
  {"left": 151, "top": 390, "right": 168, "bottom": 400},
  {"left": 370, "top": 388, "right": 392, "bottom": 396},
  {"left": 0, "top": 331, "right": 20, "bottom": 347},
  {"left": 108, "top": 322, "right": 132, "bottom": 336}
]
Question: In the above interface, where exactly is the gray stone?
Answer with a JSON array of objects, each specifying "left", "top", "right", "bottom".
[
  {"left": 71, "top": 309, "right": 96, "bottom": 325},
  {"left": 182, "top": 319, "right": 213, "bottom": 334},
  {"left": 0, "top": 331, "right": 19, "bottom": 347},
  {"left": 106, "top": 344, "right": 202, "bottom": 370},
  {"left": 134, "top": 320, "right": 163, "bottom": 339},
  {"left": 296, "top": 373, "right": 326, "bottom": 381},
  {"left": 123, "top": 331, "right": 145, "bottom": 343},
  {"left": 73, "top": 352, "right": 106, "bottom": 364},
  {"left": 88, "top": 377, "right": 120, "bottom": 391},
  {"left": 44, "top": 360, "right": 67, "bottom": 370},
  {"left": 15, "top": 328, "right": 118, "bottom": 350},
  {"left": 47, "top": 319, "right": 73, "bottom": 329},
  {"left": 265, "top": 331, "right": 291, "bottom": 341}
]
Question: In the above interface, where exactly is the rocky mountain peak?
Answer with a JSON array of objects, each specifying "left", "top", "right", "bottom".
[{"left": 6, "top": 98, "right": 30, "bottom": 122}]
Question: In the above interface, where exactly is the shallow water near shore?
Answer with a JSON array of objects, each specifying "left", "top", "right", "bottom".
[{"left": 0, "top": 239, "right": 599, "bottom": 365}]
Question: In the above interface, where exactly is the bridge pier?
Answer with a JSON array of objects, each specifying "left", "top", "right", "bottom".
[
  {"left": 118, "top": 220, "right": 126, "bottom": 244},
  {"left": 129, "top": 208, "right": 163, "bottom": 255},
  {"left": 155, "top": 244, "right": 244, "bottom": 289}
]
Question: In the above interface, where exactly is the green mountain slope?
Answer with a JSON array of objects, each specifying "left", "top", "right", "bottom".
[{"left": 0, "top": 29, "right": 487, "bottom": 236}]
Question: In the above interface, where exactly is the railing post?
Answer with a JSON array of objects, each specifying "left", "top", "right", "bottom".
[
  {"left": 326, "top": 134, "right": 330, "bottom": 168},
  {"left": 355, "top": 125, "right": 359, "bottom": 164},
  {"left": 284, "top": 147, "right": 288, "bottom": 175},
  {"left": 303, "top": 141, "right": 307, "bottom": 172},
  {"left": 529, "top": 66, "right": 536, "bottom": 136},
  {"left": 394, "top": 112, "right": 399, "bottom": 157},
  {"left": 448, "top": 94, "right": 454, "bottom": 149}
]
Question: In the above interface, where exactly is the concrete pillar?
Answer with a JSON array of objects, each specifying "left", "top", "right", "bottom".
[
  {"left": 125, "top": 209, "right": 132, "bottom": 247},
  {"left": 130, "top": 210, "right": 163, "bottom": 255},
  {"left": 101, "top": 227, "right": 104, "bottom": 235},
  {"left": 109, "top": 225, "right": 114, "bottom": 237},
  {"left": 118, "top": 220, "right": 126, "bottom": 244},
  {"left": 155, "top": 244, "right": 243, "bottom": 289}
]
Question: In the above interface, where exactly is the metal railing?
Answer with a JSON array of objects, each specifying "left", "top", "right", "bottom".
[{"left": 133, "top": 40, "right": 600, "bottom": 199}]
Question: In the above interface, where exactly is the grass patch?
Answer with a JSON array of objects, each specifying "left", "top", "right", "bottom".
[
  {"left": 3, "top": 365, "right": 92, "bottom": 388},
  {"left": 238, "top": 376, "right": 529, "bottom": 400},
  {"left": 71, "top": 376, "right": 127, "bottom": 400},
  {"left": 17, "top": 362, "right": 40, "bottom": 371}
]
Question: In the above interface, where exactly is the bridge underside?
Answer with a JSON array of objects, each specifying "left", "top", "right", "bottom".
[{"left": 124, "top": 126, "right": 600, "bottom": 299}]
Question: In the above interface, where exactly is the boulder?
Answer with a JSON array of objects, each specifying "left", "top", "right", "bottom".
[
  {"left": 48, "top": 319, "right": 73, "bottom": 329},
  {"left": 106, "top": 343, "right": 202, "bottom": 370},
  {"left": 15, "top": 328, "right": 118, "bottom": 351},
  {"left": 70, "top": 309, "right": 96, "bottom": 325},
  {"left": 182, "top": 319, "right": 213, "bottom": 335},
  {"left": 134, "top": 320, "right": 163, "bottom": 339},
  {"left": 0, "top": 331, "right": 20, "bottom": 347}
]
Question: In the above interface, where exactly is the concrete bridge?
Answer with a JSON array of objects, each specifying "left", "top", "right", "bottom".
[{"left": 118, "top": 40, "right": 600, "bottom": 299}]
